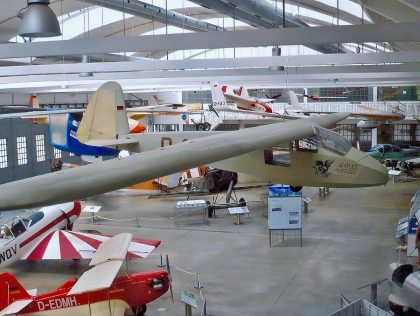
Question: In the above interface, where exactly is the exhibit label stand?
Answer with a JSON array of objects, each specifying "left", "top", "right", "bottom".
[
  {"left": 174, "top": 200, "right": 209, "bottom": 227},
  {"left": 181, "top": 290, "right": 197, "bottom": 316},
  {"left": 267, "top": 185, "right": 302, "bottom": 247}
]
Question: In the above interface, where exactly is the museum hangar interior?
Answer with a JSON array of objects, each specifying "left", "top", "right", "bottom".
[{"left": 0, "top": 1, "right": 419, "bottom": 315}]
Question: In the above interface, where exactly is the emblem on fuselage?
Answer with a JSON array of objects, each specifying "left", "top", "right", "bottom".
[{"left": 313, "top": 160, "right": 334, "bottom": 178}]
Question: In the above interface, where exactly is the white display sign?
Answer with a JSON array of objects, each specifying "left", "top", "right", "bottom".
[
  {"left": 268, "top": 196, "right": 302, "bottom": 230},
  {"left": 82, "top": 205, "right": 102, "bottom": 213}
]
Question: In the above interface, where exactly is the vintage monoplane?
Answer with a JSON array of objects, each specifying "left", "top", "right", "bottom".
[
  {"left": 0, "top": 233, "right": 169, "bottom": 316},
  {"left": 0, "top": 201, "right": 160, "bottom": 268}
]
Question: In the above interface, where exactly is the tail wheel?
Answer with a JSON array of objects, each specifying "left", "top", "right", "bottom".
[
  {"left": 290, "top": 186, "right": 302, "bottom": 193},
  {"left": 132, "top": 305, "right": 147, "bottom": 316}
]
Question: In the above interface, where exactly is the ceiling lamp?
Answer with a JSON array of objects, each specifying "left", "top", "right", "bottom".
[{"left": 19, "top": 0, "right": 61, "bottom": 38}]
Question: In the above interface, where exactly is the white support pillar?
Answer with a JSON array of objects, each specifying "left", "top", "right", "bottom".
[
  {"left": 371, "top": 128, "right": 378, "bottom": 147},
  {"left": 372, "top": 86, "right": 378, "bottom": 102}
]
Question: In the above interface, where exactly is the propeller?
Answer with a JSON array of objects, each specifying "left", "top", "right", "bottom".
[
  {"left": 266, "top": 92, "right": 282, "bottom": 100},
  {"left": 166, "top": 254, "right": 175, "bottom": 304}
]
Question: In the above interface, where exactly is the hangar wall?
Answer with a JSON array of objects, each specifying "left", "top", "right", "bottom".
[{"left": 0, "top": 118, "right": 81, "bottom": 184}]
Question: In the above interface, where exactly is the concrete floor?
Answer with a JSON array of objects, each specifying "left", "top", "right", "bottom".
[{"left": 2, "top": 178, "right": 419, "bottom": 316}]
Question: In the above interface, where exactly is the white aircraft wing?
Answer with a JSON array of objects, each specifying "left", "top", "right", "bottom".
[
  {"left": 0, "top": 108, "right": 85, "bottom": 119},
  {"left": 0, "top": 113, "right": 348, "bottom": 211},
  {"left": 0, "top": 299, "right": 33, "bottom": 316},
  {"left": 67, "top": 233, "right": 131, "bottom": 295},
  {"left": 20, "top": 230, "right": 160, "bottom": 260},
  {"left": 67, "top": 260, "right": 123, "bottom": 295},
  {"left": 126, "top": 107, "right": 201, "bottom": 114},
  {"left": 84, "top": 138, "right": 139, "bottom": 147},
  {"left": 215, "top": 105, "right": 300, "bottom": 120}
]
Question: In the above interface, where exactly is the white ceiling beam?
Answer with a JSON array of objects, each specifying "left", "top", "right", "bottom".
[
  {"left": 359, "top": 0, "right": 420, "bottom": 22},
  {"left": 0, "top": 65, "right": 419, "bottom": 86},
  {"left": 0, "top": 51, "right": 419, "bottom": 77},
  {"left": 1, "top": 22, "right": 420, "bottom": 58}
]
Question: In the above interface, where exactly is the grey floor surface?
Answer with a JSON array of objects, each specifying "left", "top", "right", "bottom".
[{"left": 2, "top": 178, "right": 419, "bottom": 316}]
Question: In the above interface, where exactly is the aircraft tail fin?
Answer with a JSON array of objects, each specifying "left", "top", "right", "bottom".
[
  {"left": 238, "top": 86, "right": 249, "bottom": 97},
  {"left": 153, "top": 94, "right": 165, "bottom": 105},
  {"left": 288, "top": 91, "right": 302, "bottom": 109},
  {"left": 0, "top": 272, "right": 31, "bottom": 310},
  {"left": 29, "top": 93, "right": 39, "bottom": 109},
  {"left": 210, "top": 82, "right": 227, "bottom": 107},
  {"left": 77, "top": 81, "right": 130, "bottom": 144}
]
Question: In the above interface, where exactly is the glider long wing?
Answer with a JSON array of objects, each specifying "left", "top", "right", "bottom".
[{"left": 0, "top": 112, "right": 348, "bottom": 211}]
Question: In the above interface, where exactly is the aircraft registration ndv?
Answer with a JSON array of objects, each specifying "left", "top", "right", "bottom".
[
  {"left": 334, "top": 163, "right": 358, "bottom": 175},
  {"left": 0, "top": 245, "right": 17, "bottom": 263},
  {"left": 37, "top": 296, "right": 79, "bottom": 310}
]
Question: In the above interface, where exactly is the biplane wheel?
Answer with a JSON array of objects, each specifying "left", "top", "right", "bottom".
[
  {"left": 290, "top": 186, "right": 302, "bottom": 193},
  {"left": 132, "top": 305, "right": 147, "bottom": 315}
]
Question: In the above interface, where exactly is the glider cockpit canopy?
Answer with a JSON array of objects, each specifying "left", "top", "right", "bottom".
[{"left": 305, "top": 127, "right": 352, "bottom": 156}]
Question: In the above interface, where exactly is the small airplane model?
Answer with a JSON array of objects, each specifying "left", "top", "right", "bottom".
[
  {"left": 0, "top": 201, "right": 160, "bottom": 268},
  {"left": 0, "top": 233, "right": 169, "bottom": 316},
  {"left": 303, "top": 93, "right": 347, "bottom": 101},
  {"left": 288, "top": 91, "right": 405, "bottom": 129},
  {"left": 0, "top": 82, "right": 389, "bottom": 211},
  {"left": 210, "top": 83, "right": 298, "bottom": 119}
]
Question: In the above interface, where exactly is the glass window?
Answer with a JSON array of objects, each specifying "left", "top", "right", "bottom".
[
  {"left": 27, "top": 212, "right": 45, "bottom": 227},
  {"left": 0, "top": 138, "right": 7, "bottom": 168},
  {"left": 314, "top": 127, "right": 352, "bottom": 156},
  {"left": 50, "top": 114, "right": 69, "bottom": 146},
  {"left": 16, "top": 136, "right": 27, "bottom": 165},
  {"left": 35, "top": 134, "right": 46, "bottom": 162},
  {"left": 54, "top": 147, "right": 62, "bottom": 159}
]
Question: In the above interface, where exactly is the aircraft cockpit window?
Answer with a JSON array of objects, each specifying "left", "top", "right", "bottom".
[
  {"left": 10, "top": 217, "right": 27, "bottom": 237},
  {"left": 264, "top": 143, "right": 291, "bottom": 167},
  {"left": 313, "top": 127, "right": 352, "bottom": 156},
  {"left": 27, "top": 211, "right": 44, "bottom": 228},
  {"left": 0, "top": 225, "right": 13, "bottom": 239},
  {"left": 0, "top": 216, "right": 27, "bottom": 239},
  {"left": 50, "top": 114, "right": 69, "bottom": 146}
]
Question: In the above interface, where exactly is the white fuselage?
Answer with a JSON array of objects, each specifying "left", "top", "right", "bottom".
[{"left": 0, "top": 203, "right": 79, "bottom": 268}]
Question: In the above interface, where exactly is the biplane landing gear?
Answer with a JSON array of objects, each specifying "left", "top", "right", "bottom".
[
  {"left": 290, "top": 186, "right": 302, "bottom": 193},
  {"left": 132, "top": 305, "right": 147, "bottom": 316}
]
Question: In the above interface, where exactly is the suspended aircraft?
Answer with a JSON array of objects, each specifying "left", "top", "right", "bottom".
[
  {"left": 0, "top": 81, "right": 389, "bottom": 212},
  {"left": 0, "top": 233, "right": 169, "bottom": 316},
  {"left": 0, "top": 201, "right": 160, "bottom": 268},
  {"left": 287, "top": 91, "right": 405, "bottom": 129},
  {"left": 210, "top": 83, "right": 297, "bottom": 119}
]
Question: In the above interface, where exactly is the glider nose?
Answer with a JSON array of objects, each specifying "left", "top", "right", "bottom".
[{"left": 358, "top": 154, "right": 389, "bottom": 186}]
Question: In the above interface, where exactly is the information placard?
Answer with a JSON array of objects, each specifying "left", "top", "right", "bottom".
[{"left": 268, "top": 196, "right": 302, "bottom": 230}]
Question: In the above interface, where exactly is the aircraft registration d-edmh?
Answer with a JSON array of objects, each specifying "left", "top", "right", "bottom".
[
  {"left": 0, "top": 233, "right": 169, "bottom": 316},
  {"left": 0, "top": 81, "right": 388, "bottom": 212},
  {"left": 0, "top": 201, "right": 160, "bottom": 268}
]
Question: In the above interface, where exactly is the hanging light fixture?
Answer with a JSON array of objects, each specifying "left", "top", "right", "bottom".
[{"left": 19, "top": 0, "right": 61, "bottom": 38}]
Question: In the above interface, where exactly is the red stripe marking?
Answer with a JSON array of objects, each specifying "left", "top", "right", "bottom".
[
  {"left": 26, "top": 231, "right": 55, "bottom": 260},
  {"left": 59, "top": 231, "right": 82, "bottom": 260},
  {"left": 20, "top": 213, "right": 67, "bottom": 248},
  {"left": 20, "top": 203, "right": 81, "bottom": 248},
  {"left": 261, "top": 103, "right": 273, "bottom": 113},
  {"left": 67, "top": 232, "right": 103, "bottom": 250},
  {"left": 132, "top": 237, "right": 161, "bottom": 248}
]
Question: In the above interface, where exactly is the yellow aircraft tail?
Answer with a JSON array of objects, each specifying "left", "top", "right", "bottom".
[
  {"left": 77, "top": 81, "right": 130, "bottom": 144},
  {"left": 28, "top": 93, "right": 48, "bottom": 124}
]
